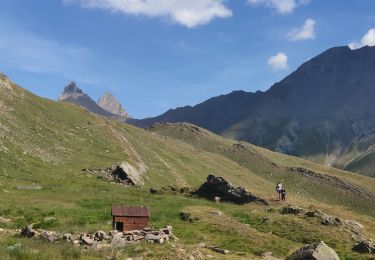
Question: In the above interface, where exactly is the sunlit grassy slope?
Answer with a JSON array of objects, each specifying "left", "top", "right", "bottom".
[
  {"left": 148, "top": 123, "right": 375, "bottom": 215},
  {"left": 1, "top": 74, "right": 375, "bottom": 259}
]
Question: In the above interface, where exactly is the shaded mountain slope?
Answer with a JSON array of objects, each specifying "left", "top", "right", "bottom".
[
  {"left": 131, "top": 46, "right": 375, "bottom": 177},
  {"left": 128, "top": 90, "right": 256, "bottom": 134}
]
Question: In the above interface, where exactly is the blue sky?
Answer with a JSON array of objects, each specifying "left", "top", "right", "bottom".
[{"left": 0, "top": 0, "right": 374, "bottom": 118}]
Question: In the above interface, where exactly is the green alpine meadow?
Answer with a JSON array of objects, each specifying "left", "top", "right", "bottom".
[{"left": 1, "top": 74, "right": 375, "bottom": 259}]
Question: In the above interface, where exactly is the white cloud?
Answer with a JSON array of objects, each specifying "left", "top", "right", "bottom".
[
  {"left": 268, "top": 52, "right": 288, "bottom": 71},
  {"left": 288, "top": 18, "right": 316, "bottom": 41},
  {"left": 247, "top": 0, "right": 310, "bottom": 14},
  {"left": 349, "top": 29, "right": 375, "bottom": 49},
  {"left": 63, "top": 0, "right": 232, "bottom": 28}
]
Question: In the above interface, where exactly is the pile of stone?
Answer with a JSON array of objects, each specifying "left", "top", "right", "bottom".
[
  {"left": 280, "top": 206, "right": 305, "bottom": 215},
  {"left": 150, "top": 175, "right": 269, "bottom": 205},
  {"left": 21, "top": 226, "right": 60, "bottom": 242},
  {"left": 194, "top": 175, "right": 269, "bottom": 205},
  {"left": 303, "top": 209, "right": 342, "bottom": 226},
  {"left": 20, "top": 225, "right": 175, "bottom": 250},
  {"left": 282, "top": 206, "right": 350, "bottom": 227}
]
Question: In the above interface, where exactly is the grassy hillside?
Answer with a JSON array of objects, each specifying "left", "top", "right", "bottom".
[
  {"left": 1, "top": 75, "right": 375, "bottom": 259},
  {"left": 148, "top": 123, "right": 375, "bottom": 214}
]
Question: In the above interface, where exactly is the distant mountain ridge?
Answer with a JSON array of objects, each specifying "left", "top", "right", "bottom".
[
  {"left": 130, "top": 45, "right": 375, "bottom": 177},
  {"left": 58, "top": 82, "right": 128, "bottom": 122}
]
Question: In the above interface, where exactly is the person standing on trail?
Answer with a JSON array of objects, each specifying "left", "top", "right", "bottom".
[
  {"left": 281, "top": 185, "right": 286, "bottom": 201},
  {"left": 275, "top": 182, "right": 282, "bottom": 199}
]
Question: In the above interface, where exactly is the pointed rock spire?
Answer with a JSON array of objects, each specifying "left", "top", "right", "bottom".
[
  {"left": 63, "top": 81, "right": 83, "bottom": 94},
  {"left": 98, "top": 92, "right": 129, "bottom": 118}
]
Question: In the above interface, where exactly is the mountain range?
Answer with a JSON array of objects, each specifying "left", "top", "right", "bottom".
[
  {"left": 130, "top": 46, "right": 375, "bottom": 177},
  {"left": 58, "top": 82, "right": 129, "bottom": 122}
]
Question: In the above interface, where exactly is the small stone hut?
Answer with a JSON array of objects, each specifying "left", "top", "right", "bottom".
[{"left": 111, "top": 205, "right": 150, "bottom": 232}]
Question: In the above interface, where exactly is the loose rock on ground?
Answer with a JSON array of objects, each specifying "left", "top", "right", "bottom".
[
  {"left": 288, "top": 241, "right": 340, "bottom": 260},
  {"left": 20, "top": 225, "right": 175, "bottom": 250}
]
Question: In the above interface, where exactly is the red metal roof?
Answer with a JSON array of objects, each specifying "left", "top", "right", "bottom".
[{"left": 111, "top": 205, "right": 150, "bottom": 217}]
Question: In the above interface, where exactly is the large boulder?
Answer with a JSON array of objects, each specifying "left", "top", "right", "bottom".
[
  {"left": 111, "top": 162, "right": 144, "bottom": 186},
  {"left": 110, "top": 233, "right": 127, "bottom": 248},
  {"left": 94, "top": 231, "right": 106, "bottom": 241},
  {"left": 288, "top": 241, "right": 340, "bottom": 260},
  {"left": 20, "top": 226, "right": 39, "bottom": 238},
  {"left": 352, "top": 240, "right": 375, "bottom": 254},
  {"left": 81, "top": 235, "right": 94, "bottom": 246},
  {"left": 320, "top": 214, "right": 342, "bottom": 226},
  {"left": 83, "top": 162, "right": 145, "bottom": 186},
  {"left": 194, "top": 175, "right": 268, "bottom": 205},
  {"left": 281, "top": 206, "right": 305, "bottom": 215},
  {"left": 40, "top": 230, "right": 59, "bottom": 242}
]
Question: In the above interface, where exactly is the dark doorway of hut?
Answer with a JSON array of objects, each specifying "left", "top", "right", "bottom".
[{"left": 114, "top": 222, "right": 124, "bottom": 232}]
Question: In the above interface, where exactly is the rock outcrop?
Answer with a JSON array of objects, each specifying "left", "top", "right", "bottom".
[
  {"left": 149, "top": 175, "right": 268, "bottom": 205},
  {"left": 82, "top": 162, "right": 145, "bottom": 186},
  {"left": 114, "top": 162, "right": 144, "bottom": 186},
  {"left": 194, "top": 175, "right": 268, "bottom": 205},
  {"left": 280, "top": 206, "right": 305, "bottom": 215},
  {"left": 58, "top": 81, "right": 85, "bottom": 102},
  {"left": 0, "top": 74, "right": 13, "bottom": 91},
  {"left": 98, "top": 92, "right": 129, "bottom": 118},
  {"left": 61, "top": 81, "right": 83, "bottom": 95},
  {"left": 288, "top": 241, "right": 340, "bottom": 260}
]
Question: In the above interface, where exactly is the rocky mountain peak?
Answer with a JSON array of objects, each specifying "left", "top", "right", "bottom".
[
  {"left": 58, "top": 82, "right": 128, "bottom": 122},
  {"left": 98, "top": 92, "right": 129, "bottom": 118},
  {"left": 58, "top": 81, "right": 85, "bottom": 101},
  {"left": 0, "top": 74, "right": 13, "bottom": 90},
  {"left": 63, "top": 81, "right": 83, "bottom": 94}
]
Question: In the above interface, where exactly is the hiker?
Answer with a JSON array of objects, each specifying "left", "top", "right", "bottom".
[
  {"left": 281, "top": 186, "right": 286, "bottom": 201},
  {"left": 275, "top": 182, "right": 282, "bottom": 199}
]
